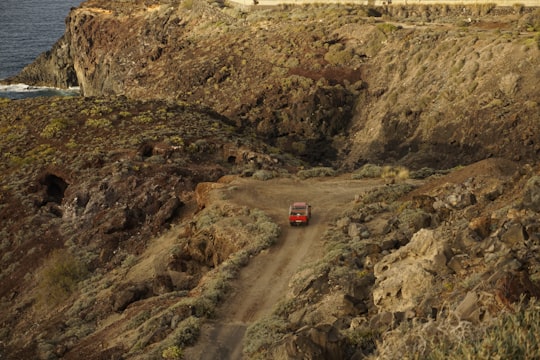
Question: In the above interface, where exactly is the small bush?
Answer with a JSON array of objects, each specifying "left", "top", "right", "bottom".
[
  {"left": 36, "top": 249, "right": 88, "bottom": 307},
  {"left": 410, "top": 167, "right": 451, "bottom": 179},
  {"left": 352, "top": 164, "right": 382, "bottom": 179},
  {"left": 252, "top": 170, "right": 275, "bottom": 181},
  {"left": 344, "top": 327, "right": 378, "bottom": 353},
  {"left": 361, "top": 183, "right": 416, "bottom": 204},
  {"left": 297, "top": 167, "right": 336, "bottom": 179},
  {"left": 173, "top": 316, "right": 201, "bottom": 347},
  {"left": 244, "top": 315, "right": 288, "bottom": 357},
  {"left": 161, "top": 345, "right": 183, "bottom": 359},
  {"left": 128, "top": 310, "right": 152, "bottom": 330},
  {"left": 381, "top": 165, "right": 409, "bottom": 180},
  {"left": 324, "top": 43, "right": 355, "bottom": 65}
]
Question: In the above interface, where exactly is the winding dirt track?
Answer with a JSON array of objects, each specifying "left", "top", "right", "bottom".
[{"left": 184, "top": 175, "right": 383, "bottom": 359}]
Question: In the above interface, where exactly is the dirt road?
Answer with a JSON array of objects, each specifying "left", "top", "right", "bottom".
[{"left": 184, "top": 175, "right": 384, "bottom": 359}]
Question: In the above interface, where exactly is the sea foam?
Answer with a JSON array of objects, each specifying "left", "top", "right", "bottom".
[{"left": 0, "top": 83, "right": 80, "bottom": 99}]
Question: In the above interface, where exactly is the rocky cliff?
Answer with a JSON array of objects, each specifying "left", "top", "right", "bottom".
[{"left": 8, "top": 1, "right": 540, "bottom": 168}]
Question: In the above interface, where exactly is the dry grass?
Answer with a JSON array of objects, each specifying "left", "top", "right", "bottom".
[
  {"left": 371, "top": 298, "right": 540, "bottom": 360},
  {"left": 381, "top": 165, "right": 409, "bottom": 181},
  {"left": 35, "top": 249, "right": 89, "bottom": 308}
]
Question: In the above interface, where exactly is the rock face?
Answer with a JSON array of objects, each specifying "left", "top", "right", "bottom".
[
  {"left": 9, "top": 34, "right": 77, "bottom": 89},
  {"left": 373, "top": 229, "right": 451, "bottom": 313},
  {"left": 7, "top": 1, "right": 540, "bottom": 168}
]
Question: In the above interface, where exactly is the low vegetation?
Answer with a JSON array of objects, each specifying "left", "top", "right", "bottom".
[
  {"left": 374, "top": 298, "right": 540, "bottom": 360},
  {"left": 297, "top": 166, "right": 336, "bottom": 179}
]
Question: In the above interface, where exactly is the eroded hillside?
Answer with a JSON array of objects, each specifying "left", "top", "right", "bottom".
[
  {"left": 0, "top": 96, "right": 285, "bottom": 358},
  {"left": 7, "top": 1, "right": 540, "bottom": 167}
]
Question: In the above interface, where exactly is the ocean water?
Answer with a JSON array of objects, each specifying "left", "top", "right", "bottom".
[{"left": 0, "top": 0, "right": 82, "bottom": 99}]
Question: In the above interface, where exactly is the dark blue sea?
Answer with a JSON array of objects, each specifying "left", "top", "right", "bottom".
[{"left": 0, "top": 0, "right": 82, "bottom": 99}]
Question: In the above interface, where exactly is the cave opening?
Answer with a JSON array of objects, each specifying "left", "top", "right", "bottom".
[{"left": 41, "top": 174, "right": 69, "bottom": 204}]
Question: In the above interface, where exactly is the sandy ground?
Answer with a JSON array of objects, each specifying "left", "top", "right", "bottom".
[{"left": 183, "top": 174, "right": 386, "bottom": 359}]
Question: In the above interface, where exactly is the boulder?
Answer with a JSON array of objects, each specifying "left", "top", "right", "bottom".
[
  {"left": 469, "top": 216, "right": 492, "bottom": 239},
  {"left": 281, "top": 324, "right": 345, "bottom": 360},
  {"left": 446, "top": 190, "right": 476, "bottom": 209},
  {"left": 112, "top": 283, "right": 151, "bottom": 312},
  {"left": 373, "top": 229, "right": 451, "bottom": 313},
  {"left": 522, "top": 176, "right": 540, "bottom": 212},
  {"left": 494, "top": 270, "right": 540, "bottom": 308},
  {"left": 455, "top": 291, "right": 482, "bottom": 323},
  {"left": 153, "top": 196, "right": 183, "bottom": 229},
  {"left": 194, "top": 182, "right": 225, "bottom": 210},
  {"left": 501, "top": 223, "right": 528, "bottom": 247}
]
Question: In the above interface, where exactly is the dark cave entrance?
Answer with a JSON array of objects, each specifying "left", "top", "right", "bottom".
[{"left": 40, "top": 174, "right": 69, "bottom": 204}]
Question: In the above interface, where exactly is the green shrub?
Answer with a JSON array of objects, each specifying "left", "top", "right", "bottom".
[
  {"left": 377, "top": 22, "right": 400, "bottom": 34},
  {"left": 85, "top": 118, "right": 112, "bottom": 128},
  {"left": 133, "top": 113, "right": 154, "bottom": 124},
  {"left": 41, "top": 118, "right": 73, "bottom": 138}
]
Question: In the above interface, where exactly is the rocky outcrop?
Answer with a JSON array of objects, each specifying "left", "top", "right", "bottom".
[
  {"left": 373, "top": 228, "right": 452, "bottom": 313},
  {"left": 6, "top": 34, "right": 77, "bottom": 89}
]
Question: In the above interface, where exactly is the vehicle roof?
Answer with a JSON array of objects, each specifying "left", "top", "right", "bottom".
[{"left": 292, "top": 202, "right": 308, "bottom": 207}]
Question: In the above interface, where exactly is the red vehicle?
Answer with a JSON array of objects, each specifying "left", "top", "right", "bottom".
[{"left": 288, "top": 202, "right": 312, "bottom": 226}]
